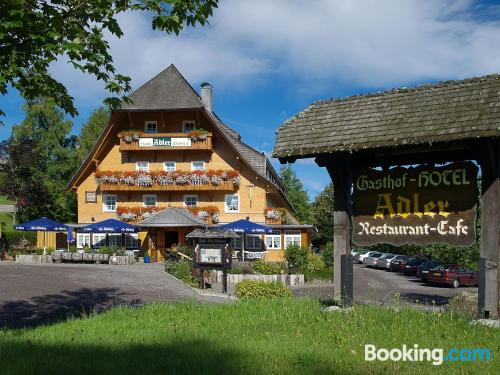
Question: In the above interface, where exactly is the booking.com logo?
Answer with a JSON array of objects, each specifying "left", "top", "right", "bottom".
[{"left": 365, "top": 344, "right": 491, "bottom": 366}]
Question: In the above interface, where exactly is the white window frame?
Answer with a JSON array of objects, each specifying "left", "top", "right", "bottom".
[
  {"left": 284, "top": 230, "right": 301, "bottom": 248},
  {"left": 103, "top": 194, "right": 117, "bottom": 212},
  {"left": 77, "top": 233, "right": 90, "bottom": 249},
  {"left": 92, "top": 233, "right": 106, "bottom": 248},
  {"left": 265, "top": 231, "right": 281, "bottom": 250},
  {"left": 231, "top": 234, "right": 243, "bottom": 250},
  {"left": 182, "top": 120, "right": 196, "bottom": 132},
  {"left": 164, "top": 161, "right": 176, "bottom": 172},
  {"left": 144, "top": 121, "right": 158, "bottom": 133},
  {"left": 191, "top": 161, "right": 205, "bottom": 171},
  {"left": 183, "top": 195, "right": 198, "bottom": 207},
  {"left": 245, "top": 235, "right": 262, "bottom": 250},
  {"left": 224, "top": 194, "right": 240, "bottom": 213},
  {"left": 143, "top": 194, "right": 157, "bottom": 207},
  {"left": 136, "top": 161, "right": 149, "bottom": 172}
]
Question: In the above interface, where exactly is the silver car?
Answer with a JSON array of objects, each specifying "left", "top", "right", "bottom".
[
  {"left": 364, "top": 252, "right": 384, "bottom": 267},
  {"left": 358, "top": 251, "right": 380, "bottom": 264},
  {"left": 374, "top": 253, "right": 397, "bottom": 269}
]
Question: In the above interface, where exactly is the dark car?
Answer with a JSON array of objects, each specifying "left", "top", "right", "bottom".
[
  {"left": 403, "top": 257, "right": 427, "bottom": 276},
  {"left": 389, "top": 255, "right": 407, "bottom": 272},
  {"left": 417, "top": 260, "right": 442, "bottom": 281},
  {"left": 426, "top": 265, "right": 479, "bottom": 288}
]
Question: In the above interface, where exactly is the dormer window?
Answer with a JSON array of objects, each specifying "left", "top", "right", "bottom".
[
  {"left": 145, "top": 121, "right": 157, "bottom": 133},
  {"left": 182, "top": 120, "right": 195, "bottom": 132}
]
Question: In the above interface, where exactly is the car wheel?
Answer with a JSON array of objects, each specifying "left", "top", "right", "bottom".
[{"left": 452, "top": 279, "right": 460, "bottom": 288}]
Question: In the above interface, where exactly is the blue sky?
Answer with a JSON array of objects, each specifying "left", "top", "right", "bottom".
[{"left": 1, "top": 0, "right": 500, "bottom": 199}]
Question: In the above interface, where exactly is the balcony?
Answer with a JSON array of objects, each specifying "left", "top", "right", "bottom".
[
  {"left": 119, "top": 132, "right": 213, "bottom": 152},
  {"left": 95, "top": 170, "right": 240, "bottom": 192}
]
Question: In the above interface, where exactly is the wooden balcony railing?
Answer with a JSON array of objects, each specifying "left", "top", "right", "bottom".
[
  {"left": 119, "top": 132, "right": 213, "bottom": 151},
  {"left": 98, "top": 181, "right": 235, "bottom": 192}
]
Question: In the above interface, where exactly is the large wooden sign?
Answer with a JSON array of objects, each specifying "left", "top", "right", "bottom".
[{"left": 352, "top": 162, "right": 478, "bottom": 246}]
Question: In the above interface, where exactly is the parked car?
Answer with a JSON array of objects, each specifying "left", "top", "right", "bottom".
[
  {"left": 403, "top": 256, "right": 427, "bottom": 275},
  {"left": 358, "top": 251, "right": 379, "bottom": 264},
  {"left": 364, "top": 252, "right": 384, "bottom": 267},
  {"left": 389, "top": 255, "right": 407, "bottom": 272},
  {"left": 417, "top": 260, "right": 442, "bottom": 281},
  {"left": 374, "top": 253, "right": 397, "bottom": 269},
  {"left": 426, "top": 265, "right": 479, "bottom": 288}
]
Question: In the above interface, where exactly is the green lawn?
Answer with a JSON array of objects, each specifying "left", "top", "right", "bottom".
[
  {"left": 0, "top": 299, "right": 497, "bottom": 374},
  {"left": 0, "top": 195, "right": 14, "bottom": 205}
]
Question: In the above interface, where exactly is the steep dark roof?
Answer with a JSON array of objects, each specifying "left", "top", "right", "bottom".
[
  {"left": 273, "top": 74, "right": 500, "bottom": 159},
  {"left": 120, "top": 64, "right": 204, "bottom": 110},
  {"left": 138, "top": 207, "right": 206, "bottom": 227}
]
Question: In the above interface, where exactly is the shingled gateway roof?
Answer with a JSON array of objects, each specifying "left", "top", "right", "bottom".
[{"left": 273, "top": 75, "right": 500, "bottom": 159}]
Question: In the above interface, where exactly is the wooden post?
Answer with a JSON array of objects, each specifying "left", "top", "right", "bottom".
[
  {"left": 478, "top": 139, "right": 499, "bottom": 318},
  {"left": 326, "top": 156, "right": 353, "bottom": 304}
]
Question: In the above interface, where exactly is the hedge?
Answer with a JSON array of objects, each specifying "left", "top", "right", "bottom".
[{"left": 235, "top": 280, "right": 292, "bottom": 299}]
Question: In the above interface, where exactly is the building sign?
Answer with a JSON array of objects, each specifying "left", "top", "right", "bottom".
[
  {"left": 138, "top": 137, "right": 192, "bottom": 147},
  {"left": 85, "top": 191, "right": 97, "bottom": 203},
  {"left": 352, "top": 162, "right": 478, "bottom": 246}
]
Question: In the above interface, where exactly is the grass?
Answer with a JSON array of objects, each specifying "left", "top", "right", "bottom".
[
  {"left": 0, "top": 195, "right": 14, "bottom": 205},
  {"left": 0, "top": 299, "right": 498, "bottom": 375}
]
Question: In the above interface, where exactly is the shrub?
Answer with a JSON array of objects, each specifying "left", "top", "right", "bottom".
[
  {"left": 235, "top": 280, "right": 291, "bottom": 299},
  {"left": 99, "top": 246, "right": 114, "bottom": 255},
  {"left": 227, "top": 267, "right": 243, "bottom": 274},
  {"left": 69, "top": 245, "right": 77, "bottom": 253},
  {"left": 253, "top": 259, "right": 283, "bottom": 275},
  {"left": 321, "top": 242, "right": 334, "bottom": 268},
  {"left": 35, "top": 248, "right": 44, "bottom": 255},
  {"left": 284, "top": 244, "right": 309, "bottom": 273},
  {"left": 165, "top": 261, "right": 197, "bottom": 287},
  {"left": 4, "top": 231, "right": 36, "bottom": 248},
  {"left": 83, "top": 246, "right": 93, "bottom": 254}
]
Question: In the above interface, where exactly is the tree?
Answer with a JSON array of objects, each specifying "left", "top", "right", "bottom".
[
  {"left": 77, "top": 106, "right": 110, "bottom": 164},
  {"left": 1, "top": 99, "right": 78, "bottom": 222},
  {"left": 311, "top": 183, "right": 334, "bottom": 246},
  {"left": 0, "top": 0, "right": 219, "bottom": 123},
  {"left": 280, "top": 164, "right": 311, "bottom": 223}
]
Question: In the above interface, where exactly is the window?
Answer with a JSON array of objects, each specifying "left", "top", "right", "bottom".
[
  {"left": 265, "top": 231, "right": 281, "bottom": 250},
  {"left": 143, "top": 194, "right": 157, "bottom": 207},
  {"left": 191, "top": 161, "right": 205, "bottom": 171},
  {"left": 136, "top": 161, "right": 149, "bottom": 172},
  {"left": 92, "top": 233, "right": 106, "bottom": 248},
  {"left": 230, "top": 234, "right": 243, "bottom": 250},
  {"left": 284, "top": 230, "right": 301, "bottom": 248},
  {"left": 184, "top": 195, "right": 198, "bottom": 207},
  {"left": 182, "top": 121, "right": 195, "bottom": 132},
  {"left": 108, "top": 234, "right": 122, "bottom": 247},
  {"left": 225, "top": 194, "right": 239, "bottom": 213},
  {"left": 103, "top": 194, "right": 117, "bottom": 212},
  {"left": 164, "top": 161, "right": 176, "bottom": 172},
  {"left": 246, "top": 235, "right": 261, "bottom": 250},
  {"left": 125, "top": 234, "right": 139, "bottom": 249},
  {"left": 145, "top": 121, "right": 157, "bottom": 133},
  {"left": 77, "top": 233, "right": 90, "bottom": 249}
]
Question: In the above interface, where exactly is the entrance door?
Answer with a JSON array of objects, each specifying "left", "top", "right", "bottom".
[{"left": 164, "top": 231, "right": 179, "bottom": 249}]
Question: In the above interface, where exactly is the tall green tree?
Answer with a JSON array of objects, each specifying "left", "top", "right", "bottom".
[
  {"left": 311, "top": 183, "right": 334, "bottom": 246},
  {"left": 77, "top": 106, "right": 110, "bottom": 164},
  {"left": 0, "top": 0, "right": 219, "bottom": 123},
  {"left": 280, "top": 164, "right": 311, "bottom": 223},
  {"left": 1, "top": 99, "right": 78, "bottom": 222}
]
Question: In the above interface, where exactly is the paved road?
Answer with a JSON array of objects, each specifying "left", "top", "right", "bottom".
[
  {"left": 292, "top": 263, "right": 477, "bottom": 309},
  {"left": 0, "top": 262, "right": 227, "bottom": 328}
]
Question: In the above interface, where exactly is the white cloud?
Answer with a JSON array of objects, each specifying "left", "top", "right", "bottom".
[{"left": 50, "top": 0, "right": 500, "bottom": 105}]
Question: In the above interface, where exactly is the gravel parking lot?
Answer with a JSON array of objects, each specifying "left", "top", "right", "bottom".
[
  {"left": 292, "top": 263, "right": 477, "bottom": 309},
  {"left": 0, "top": 262, "right": 227, "bottom": 328}
]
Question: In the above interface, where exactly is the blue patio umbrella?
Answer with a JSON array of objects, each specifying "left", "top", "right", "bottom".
[
  {"left": 81, "top": 219, "right": 138, "bottom": 250},
  {"left": 14, "top": 217, "right": 68, "bottom": 252},
  {"left": 219, "top": 219, "right": 272, "bottom": 261}
]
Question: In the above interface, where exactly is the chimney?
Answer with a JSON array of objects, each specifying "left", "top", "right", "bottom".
[{"left": 200, "top": 82, "right": 213, "bottom": 112}]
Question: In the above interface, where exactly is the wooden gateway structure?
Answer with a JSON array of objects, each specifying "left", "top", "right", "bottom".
[
  {"left": 274, "top": 75, "right": 499, "bottom": 318},
  {"left": 67, "top": 65, "right": 314, "bottom": 261}
]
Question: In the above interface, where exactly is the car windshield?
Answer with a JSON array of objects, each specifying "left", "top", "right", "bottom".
[
  {"left": 372, "top": 253, "right": 383, "bottom": 258},
  {"left": 407, "top": 258, "right": 421, "bottom": 265}
]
